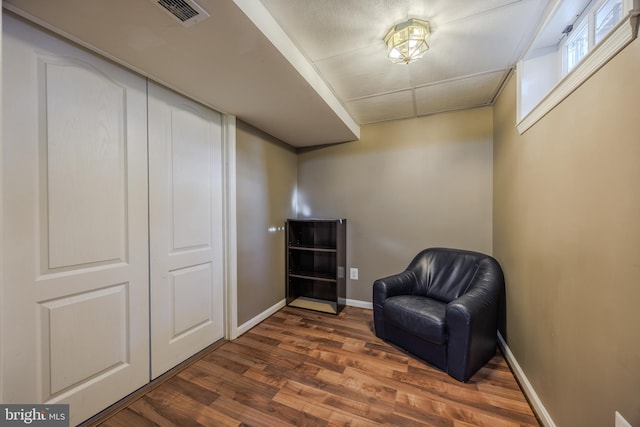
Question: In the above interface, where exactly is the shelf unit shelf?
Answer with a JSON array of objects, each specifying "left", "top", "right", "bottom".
[
  {"left": 289, "top": 272, "right": 336, "bottom": 282},
  {"left": 286, "top": 218, "right": 346, "bottom": 315},
  {"left": 289, "top": 245, "right": 337, "bottom": 253}
]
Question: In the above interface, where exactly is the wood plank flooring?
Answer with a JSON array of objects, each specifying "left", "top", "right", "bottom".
[{"left": 98, "top": 306, "right": 539, "bottom": 426}]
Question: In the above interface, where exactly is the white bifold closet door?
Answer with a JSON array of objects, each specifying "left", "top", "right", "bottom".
[
  {"left": 2, "top": 15, "right": 150, "bottom": 425},
  {"left": 148, "top": 82, "right": 225, "bottom": 379}
]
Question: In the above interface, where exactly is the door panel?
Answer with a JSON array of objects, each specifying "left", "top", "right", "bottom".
[
  {"left": 170, "top": 109, "right": 214, "bottom": 250},
  {"left": 148, "top": 81, "right": 224, "bottom": 379},
  {"left": 43, "top": 60, "right": 127, "bottom": 270},
  {"left": 2, "top": 15, "right": 149, "bottom": 425},
  {"left": 42, "top": 284, "right": 129, "bottom": 395},
  {"left": 171, "top": 263, "right": 214, "bottom": 337}
]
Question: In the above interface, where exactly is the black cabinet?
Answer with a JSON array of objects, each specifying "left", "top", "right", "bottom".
[{"left": 286, "top": 219, "right": 346, "bottom": 314}]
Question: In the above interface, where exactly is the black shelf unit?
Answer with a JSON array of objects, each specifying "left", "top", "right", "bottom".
[{"left": 286, "top": 218, "right": 346, "bottom": 314}]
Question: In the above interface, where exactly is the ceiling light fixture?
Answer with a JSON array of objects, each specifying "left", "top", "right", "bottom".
[{"left": 384, "top": 18, "right": 430, "bottom": 64}]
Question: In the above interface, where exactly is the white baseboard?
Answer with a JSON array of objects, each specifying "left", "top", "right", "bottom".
[
  {"left": 497, "top": 332, "right": 556, "bottom": 427},
  {"left": 346, "top": 298, "right": 373, "bottom": 309},
  {"left": 236, "top": 299, "right": 286, "bottom": 337}
]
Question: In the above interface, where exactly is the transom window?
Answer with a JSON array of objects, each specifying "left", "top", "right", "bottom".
[{"left": 562, "top": 0, "right": 624, "bottom": 74}]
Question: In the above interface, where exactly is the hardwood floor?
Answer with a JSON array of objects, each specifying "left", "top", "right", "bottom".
[{"left": 98, "top": 306, "right": 539, "bottom": 426}]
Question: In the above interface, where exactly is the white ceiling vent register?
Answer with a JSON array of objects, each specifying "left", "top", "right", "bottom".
[{"left": 151, "top": 0, "right": 210, "bottom": 27}]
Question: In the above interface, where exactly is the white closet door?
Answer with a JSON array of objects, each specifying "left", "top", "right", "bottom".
[
  {"left": 1, "top": 15, "right": 149, "bottom": 425},
  {"left": 148, "top": 81, "right": 225, "bottom": 379}
]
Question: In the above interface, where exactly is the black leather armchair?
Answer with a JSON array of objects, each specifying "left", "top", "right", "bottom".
[{"left": 373, "top": 247, "right": 504, "bottom": 382}]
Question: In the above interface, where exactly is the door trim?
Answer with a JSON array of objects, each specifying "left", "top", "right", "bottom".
[
  {"left": 0, "top": 5, "right": 5, "bottom": 404},
  {"left": 222, "top": 114, "right": 238, "bottom": 340}
]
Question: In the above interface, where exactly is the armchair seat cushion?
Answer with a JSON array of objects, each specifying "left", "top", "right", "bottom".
[{"left": 384, "top": 296, "right": 447, "bottom": 344}]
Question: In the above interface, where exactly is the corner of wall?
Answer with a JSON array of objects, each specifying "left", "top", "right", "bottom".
[{"left": 236, "top": 299, "right": 285, "bottom": 337}]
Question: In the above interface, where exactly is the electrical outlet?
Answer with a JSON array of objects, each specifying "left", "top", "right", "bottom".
[
  {"left": 616, "top": 411, "right": 632, "bottom": 427},
  {"left": 349, "top": 268, "right": 358, "bottom": 280}
]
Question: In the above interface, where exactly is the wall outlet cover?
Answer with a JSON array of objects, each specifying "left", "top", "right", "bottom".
[
  {"left": 349, "top": 268, "right": 358, "bottom": 280},
  {"left": 616, "top": 411, "right": 632, "bottom": 427}
]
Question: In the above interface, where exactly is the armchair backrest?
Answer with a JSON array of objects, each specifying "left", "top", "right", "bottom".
[{"left": 407, "top": 248, "right": 500, "bottom": 303}]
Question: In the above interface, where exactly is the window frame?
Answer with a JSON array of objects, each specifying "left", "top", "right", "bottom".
[{"left": 560, "top": 0, "right": 625, "bottom": 74}]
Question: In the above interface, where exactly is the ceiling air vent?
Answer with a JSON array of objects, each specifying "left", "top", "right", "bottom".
[{"left": 151, "top": 0, "right": 210, "bottom": 27}]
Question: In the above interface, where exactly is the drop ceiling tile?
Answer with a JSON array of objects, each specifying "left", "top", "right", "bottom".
[
  {"left": 314, "top": 44, "right": 412, "bottom": 100},
  {"left": 414, "top": 71, "right": 505, "bottom": 116},
  {"left": 406, "top": 0, "right": 534, "bottom": 26},
  {"left": 409, "top": 0, "right": 544, "bottom": 87},
  {"left": 261, "top": 0, "right": 408, "bottom": 61},
  {"left": 346, "top": 90, "right": 414, "bottom": 124},
  {"left": 262, "top": 0, "right": 540, "bottom": 63}
]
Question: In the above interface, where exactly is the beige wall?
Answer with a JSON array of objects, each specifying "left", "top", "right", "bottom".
[
  {"left": 297, "top": 108, "right": 494, "bottom": 303},
  {"left": 493, "top": 39, "right": 640, "bottom": 426},
  {"left": 236, "top": 120, "right": 297, "bottom": 325}
]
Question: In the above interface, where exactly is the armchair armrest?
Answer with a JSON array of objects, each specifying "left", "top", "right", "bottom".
[
  {"left": 445, "top": 267, "right": 503, "bottom": 382},
  {"left": 372, "top": 270, "right": 416, "bottom": 339},
  {"left": 373, "top": 270, "right": 417, "bottom": 303}
]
